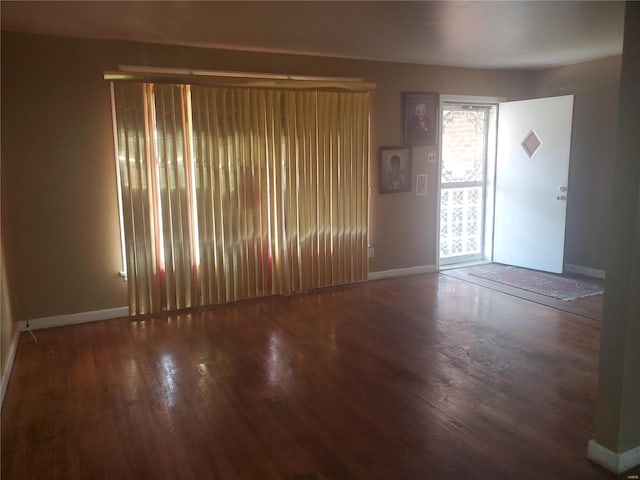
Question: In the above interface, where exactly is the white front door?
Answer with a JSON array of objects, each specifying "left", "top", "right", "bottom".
[{"left": 494, "top": 95, "right": 574, "bottom": 273}]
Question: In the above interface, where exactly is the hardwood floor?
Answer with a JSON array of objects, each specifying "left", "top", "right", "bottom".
[{"left": 1, "top": 274, "right": 633, "bottom": 479}]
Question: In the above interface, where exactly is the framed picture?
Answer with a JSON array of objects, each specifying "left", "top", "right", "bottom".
[
  {"left": 403, "top": 92, "right": 439, "bottom": 145},
  {"left": 379, "top": 147, "right": 411, "bottom": 194}
]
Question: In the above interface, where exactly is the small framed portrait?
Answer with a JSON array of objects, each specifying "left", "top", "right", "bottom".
[
  {"left": 379, "top": 147, "right": 411, "bottom": 194},
  {"left": 403, "top": 92, "right": 439, "bottom": 145}
]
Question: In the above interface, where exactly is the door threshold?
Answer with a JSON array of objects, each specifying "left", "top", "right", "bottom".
[{"left": 439, "top": 260, "right": 492, "bottom": 271}]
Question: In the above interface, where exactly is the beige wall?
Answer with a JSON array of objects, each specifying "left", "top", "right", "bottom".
[
  {"left": 535, "top": 56, "right": 622, "bottom": 271},
  {"left": 2, "top": 33, "right": 128, "bottom": 323},
  {"left": 1, "top": 31, "right": 540, "bottom": 322}
]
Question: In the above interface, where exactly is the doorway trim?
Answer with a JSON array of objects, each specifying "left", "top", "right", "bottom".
[{"left": 436, "top": 95, "right": 505, "bottom": 272}]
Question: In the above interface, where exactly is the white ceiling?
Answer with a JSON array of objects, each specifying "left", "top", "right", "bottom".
[{"left": 0, "top": 1, "right": 625, "bottom": 69}]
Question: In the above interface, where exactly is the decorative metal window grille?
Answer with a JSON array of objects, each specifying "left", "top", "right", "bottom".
[
  {"left": 441, "top": 110, "right": 485, "bottom": 184},
  {"left": 440, "top": 186, "right": 482, "bottom": 258}
]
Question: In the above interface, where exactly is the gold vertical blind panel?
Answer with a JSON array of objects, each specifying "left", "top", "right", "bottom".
[
  {"left": 113, "top": 83, "right": 160, "bottom": 316},
  {"left": 112, "top": 81, "right": 369, "bottom": 316},
  {"left": 153, "top": 84, "right": 200, "bottom": 311}
]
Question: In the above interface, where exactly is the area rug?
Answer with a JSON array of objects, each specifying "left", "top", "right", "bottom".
[{"left": 467, "top": 264, "right": 604, "bottom": 301}]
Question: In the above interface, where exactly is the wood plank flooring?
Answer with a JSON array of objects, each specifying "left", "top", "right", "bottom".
[{"left": 2, "top": 273, "right": 634, "bottom": 479}]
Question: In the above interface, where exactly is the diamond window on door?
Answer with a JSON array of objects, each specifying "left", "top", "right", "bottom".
[{"left": 521, "top": 130, "right": 542, "bottom": 158}]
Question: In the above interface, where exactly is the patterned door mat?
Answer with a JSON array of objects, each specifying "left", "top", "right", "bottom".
[{"left": 467, "top": 264, "right": 604, "bottom": 301}]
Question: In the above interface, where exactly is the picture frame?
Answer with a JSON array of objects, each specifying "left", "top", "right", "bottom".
[
  {"left": 403, "top": 92, "right": 439, "bottom": 146},
  {"left": 379, "top": 147, "right": 411, "bottom": 194}
]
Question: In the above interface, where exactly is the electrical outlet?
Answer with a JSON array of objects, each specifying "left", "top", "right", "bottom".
[
  {"left": 427, "top": 153, "right": 437, "bottom": 163},
  {"left": 368, "top": 245, "right": 374, "bottom": 258}
]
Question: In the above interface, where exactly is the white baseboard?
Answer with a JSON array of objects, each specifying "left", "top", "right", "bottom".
[
  {"left": 368, "top": 265, "right": 437, "bottom": 281},
  {"left": 564, "top": 263, "right": 606, "bottom": 279},
  {"left": 588, "top": 439, "right": 640, "bottom": 474},
  {"left": 1, "top": 329, "right": 20, "bottom": 408},
  {"left": 19, "top": 306, "right": 129, "bottom": 331}
]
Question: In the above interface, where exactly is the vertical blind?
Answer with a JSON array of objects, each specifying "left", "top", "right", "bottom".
[{"left": 113, "top": 82, "right": 370, "bottom": 316}]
